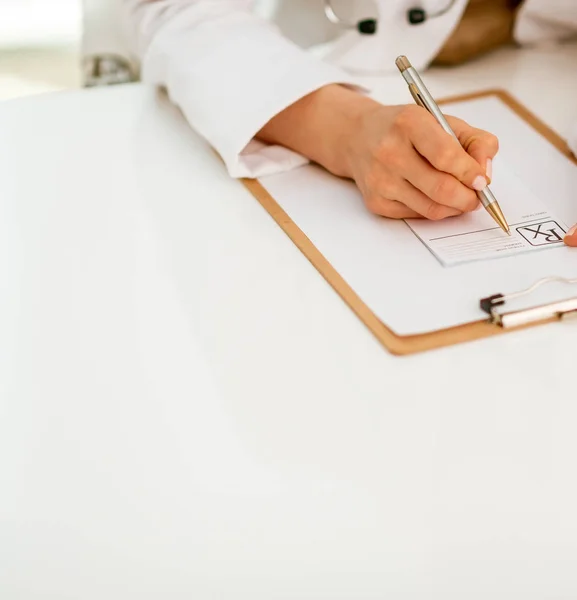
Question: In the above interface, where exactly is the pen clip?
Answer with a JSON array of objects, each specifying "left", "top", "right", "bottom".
[{"left": 409, "top": 83, "right": 427, "bottom": 110}]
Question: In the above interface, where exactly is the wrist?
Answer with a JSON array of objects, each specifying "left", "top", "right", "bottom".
[
  {"left": 257, "top": 84, "right": 380, "bottom": 179},
  {"left": 309, "top": 85, "right": 380, "bottom": 179}
]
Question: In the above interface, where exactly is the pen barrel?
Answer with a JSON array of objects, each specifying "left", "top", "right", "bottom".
[
  {"left": 398, "top": 55, "right": 510, "bottom": 234},
  {"left": 477, "top": 186, "right": 497, "bottom": 209},
  {"left": 403, "top": 66, "right": 499, "bottom": 210},
  {"left": 403, "top": 67, "right": 458, "bottom": 142}
]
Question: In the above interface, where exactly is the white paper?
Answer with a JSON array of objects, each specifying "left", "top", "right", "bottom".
[
  {"left": 406, "top": 169, "right": 568, "bottom": 266},
  {"left": 258, "top": 96, "right": 577, "bottom": 336}
]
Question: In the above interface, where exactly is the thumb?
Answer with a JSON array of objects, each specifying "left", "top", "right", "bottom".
[
  {"left": 447, "top": 116, "right": 499, "bottom": 183},
  {"left": 565, "top": 224, "right": 577, "bottom": 247}
]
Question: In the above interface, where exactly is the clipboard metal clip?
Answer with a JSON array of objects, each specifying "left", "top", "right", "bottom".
[{"left": 480, "top": 276, "right": 577, "bottom": 328}]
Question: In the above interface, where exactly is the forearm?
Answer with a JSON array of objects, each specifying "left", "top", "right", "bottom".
[{"left": 257, "top": 84, "right": 379, "bottom": 179}]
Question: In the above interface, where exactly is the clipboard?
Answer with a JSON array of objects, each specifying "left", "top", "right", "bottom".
[{"left": 241, "top": 90, "right": 577, "bottom": 355}]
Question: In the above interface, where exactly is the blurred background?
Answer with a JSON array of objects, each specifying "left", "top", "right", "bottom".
[
  {"left": 0, "top": 0, "right": 364, "bottom": 102},
  {"left": 0, "top": 0, "right": 82, "bottom": 101}
]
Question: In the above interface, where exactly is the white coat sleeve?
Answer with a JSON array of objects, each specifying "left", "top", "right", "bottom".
[
  {"left": 515, "top": 0, "right": 577, "bottom": 155},
  {"left": 122, "top": 0, "right": 364, "bottom": 178}
]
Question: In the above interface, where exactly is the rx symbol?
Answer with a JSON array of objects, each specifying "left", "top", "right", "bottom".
[{"left": 517, "top": 221, "right": 566, "bottom": 246}]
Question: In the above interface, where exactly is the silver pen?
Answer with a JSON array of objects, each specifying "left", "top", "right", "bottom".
[{"left": 395, "top": 55, "right": 510, "bottom": 235}]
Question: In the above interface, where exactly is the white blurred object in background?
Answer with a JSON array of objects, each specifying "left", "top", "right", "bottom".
[
  {"left": 82, "top": 0, "right": 136, "bottom": 86},
  {"left": 0, "top": 0, "right": 81, "bottom": 47},
  {"left": 82, "top": 0, "right": 131, "bottom": 58},
  {"left": 0, "top": 0, "right": 81, "bottom": 100}
]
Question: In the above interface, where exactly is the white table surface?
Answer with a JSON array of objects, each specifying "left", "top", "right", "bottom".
[{"left": 2, "top": 43, "right": 577, "bottom": 599}]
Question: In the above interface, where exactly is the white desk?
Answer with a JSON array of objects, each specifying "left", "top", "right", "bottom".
[{"left": 1, "top": 44, "right": 577, "bottom": 599}]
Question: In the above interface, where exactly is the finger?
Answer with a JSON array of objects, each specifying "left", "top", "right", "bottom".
[
  {"left": 365, "top": 195, "right": 422, "bottom": 219},
  {"left": 384, "top": 179, "right": 463, "bottom": 220},
  {"left": 400, "top": 150, "right": 479, "bottom": 213},
  {"left": 565, "top": 224, "right": 577, "bottom": 247},
  {"left": 402, "top": 109, "right": 488, "bottom": 191},
  {"left": 447, "top": 116, "right": 499, "bottom": 182}
]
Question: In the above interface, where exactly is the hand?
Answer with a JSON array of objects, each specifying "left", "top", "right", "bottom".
[
  {"left": 344, "top": 103, "right": 497, "bottom": 219},
  {"left": 258, "top": 85, "right": 497, "bottom": 219},
  {"left": 565, "top": 224, "right": 577, "bottom": 247}
]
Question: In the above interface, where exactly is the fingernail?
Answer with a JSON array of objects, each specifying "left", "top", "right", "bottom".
[
  {"left": 486, "top": 159, "right": 493, "bottom": 182},
  {"left": 565, "top": 224, "right": 577, "bottom": 238},
  {"left": 472, "top": 175, "right": 487, "bottom": 191}
]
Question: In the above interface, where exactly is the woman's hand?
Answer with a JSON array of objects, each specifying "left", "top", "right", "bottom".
[
  {"left": 258, "top": 84, "right": 496, "bottom": 220},
  {"left": 343, "top": 103, "right": 497, "bottom": 219}
]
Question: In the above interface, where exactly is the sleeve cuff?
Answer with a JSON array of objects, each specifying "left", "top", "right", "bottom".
[{"left": 139, "top": 10, "right": 367, "bottom": 179}]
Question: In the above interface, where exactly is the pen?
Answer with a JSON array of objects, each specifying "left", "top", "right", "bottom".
[{"left": 395, "top": 55, "right": 511, "bottom": 236}]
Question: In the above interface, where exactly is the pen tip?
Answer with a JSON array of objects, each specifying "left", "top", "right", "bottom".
[{"left": 484, "top": 201, "right": 510, "bottom": 237}]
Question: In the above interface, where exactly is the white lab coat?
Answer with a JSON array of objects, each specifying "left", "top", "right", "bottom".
[{"left": 120, "top": 0, "right": 577, "bottom": 178}]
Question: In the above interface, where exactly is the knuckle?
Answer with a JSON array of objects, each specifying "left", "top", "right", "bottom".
[
  {"left": 364, "top": 168, "right": 380, "bottom": 193},
  {"left": 435, "top": 145, "right": 459, "bottom": 171},
  {"left": 462, "top": 190, "right": 479, "bottom": 212},
  {"left": 364, "top": 194, "right": 382, "bottom": 214},
  {"left": 431, "top": 175, "right": 459, "bottom": 203},
  {"left": 366, "top": 195, "right": 399, "bottom": 219},
  {"left": 379, "top": 202, "right": 399, "bottom": 219},
  {"left": 425, "top": 201, "right": 447, "bottom": 221},
  {"left": 472, "top": 131, "right": 499, "bottom": 158},
  {"left": 375, "top": 139, "right": 399, "bottom": 164},
  {"left": 378, "top": 177, "right": 397, "bottom": 199},
  {"left": 392, "top": 105, "right": 420, "bottom": 132},
  {"left": 365, "top": 194, "right": 378, "bottom": 214},
  {"left": 365, "top": 168, "right": 396, "bottom": 199},
  {"left": 385, "top": 202, "right": 410, "bottom": 220},
  {"left": 432, "top": 175, "right": 478, "bottom": 211},
  {"left": 478, "top": 130, "right": 499, "bottom": 148},
  {"left": 379, "top": 148, "right": 404, "bottom": 172},
  {"left": 488, "top": 133, "right": 500, "bottom": 152}
]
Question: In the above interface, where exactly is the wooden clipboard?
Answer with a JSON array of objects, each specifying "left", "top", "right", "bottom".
[{"left": 241, "top": 90, "right": 577, "bottom": 355}]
